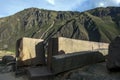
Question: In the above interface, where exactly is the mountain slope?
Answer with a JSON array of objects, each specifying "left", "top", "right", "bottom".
[{"left": 0, "top": 7, "right": 120, "bottom": 51}]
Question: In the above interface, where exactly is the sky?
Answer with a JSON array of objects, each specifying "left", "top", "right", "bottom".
[{"left": 0, "top": 0, "right": 120, "bottom": 18}]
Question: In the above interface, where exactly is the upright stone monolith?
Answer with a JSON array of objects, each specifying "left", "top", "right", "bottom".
[
  {"left": 107, "top": 36, "right": 120, "bottom": 71},
  {"left": 16, "top": 37, "right": 45, "bottom": 66}
]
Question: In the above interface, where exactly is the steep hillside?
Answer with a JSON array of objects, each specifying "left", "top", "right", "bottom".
[{"left": 0, "top": 7, "right": 120, "bottom": 51}]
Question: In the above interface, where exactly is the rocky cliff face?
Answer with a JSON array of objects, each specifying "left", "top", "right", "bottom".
[{"left": 0, "top": 7, "right": 120, "bottom": 51}]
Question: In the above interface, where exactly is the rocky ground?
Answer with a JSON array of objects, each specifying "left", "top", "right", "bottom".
[
  {"left": 0, "top": 61, "right": 120, "bottom": 80},
  {"left": 0, "top": 50, "right": 28, "bottom": 80},
  {"left": 0, "top": 50, "right": 120, "bottom": 80},
  {"left": 0, "top": 63, "right": 28, "bottom": 80},
  {"left": 0, "top": 71, "right": 28, "bottom": 80},
  {"left": 54, "top": 62, "right": 120, "bottom": 80}
]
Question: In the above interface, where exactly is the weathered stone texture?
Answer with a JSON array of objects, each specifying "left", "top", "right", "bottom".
[
  {"left": 107, "top": 36, "right": 120, "bottom": 71},
  {"left": 58, "top": 37, "right": 108, "bottom": 54},
  {"left": 47, "top": 37, "right": 109, "bottom": 56},
  {"left": 16, "top": 37, "right": 45, "bottom": 66},
  {"left": 27, "top": 67, "right": 53, "bottom": 80},
  {"left": 47, "top": 37, "right": 108, "bottom": 70},
  {"left": 2, "top": 55, "right": 15, "bottom": 64},
  {"left": 50, "top": 51, "right": 105, "bottom": 74}
]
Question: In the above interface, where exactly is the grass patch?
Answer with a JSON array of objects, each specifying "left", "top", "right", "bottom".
[{"left": 0, "top": 50, "right": 15, "bottom": 59}]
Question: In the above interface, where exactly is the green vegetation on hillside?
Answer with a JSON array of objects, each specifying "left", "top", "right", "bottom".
[{"left": 0, "top": 7, "right": 120, "bottom": 51}]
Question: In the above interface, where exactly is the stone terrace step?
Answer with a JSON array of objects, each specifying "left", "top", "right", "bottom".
[{"left": 27, "top": 66, "right": 53, "bottom": 80}]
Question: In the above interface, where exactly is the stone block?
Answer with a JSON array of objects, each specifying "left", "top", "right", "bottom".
[
  {"left": 2, "top": 55, "right": 15, "bottom": 64},
  {"left": 50, "top": 51, "right": 105, "bottom": 74},
  {"left": 107, "top": 36, "right": 120, "bottom": 71},
  {"left": 47, "top": 37, "right": 108, "bottom": 68},
  {"left": 16, "top": 37, "right": 45, "bottom": 66},
  {"left": 27, "top": 67, "right": 53, "bottom": 80}
]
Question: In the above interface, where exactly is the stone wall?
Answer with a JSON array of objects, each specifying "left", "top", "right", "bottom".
[
  {"left": 16, "top": 37, "right": 45, "bottom": 66},
  {"left": 48, "top": 37, "right": 109, "bottom": 55},
  {"left": 47, "top": 37, "right": 109, "bottom": 68},
  {"left": 58, "top": 37, "right": 108, "bottom": 54}
]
